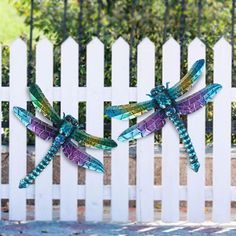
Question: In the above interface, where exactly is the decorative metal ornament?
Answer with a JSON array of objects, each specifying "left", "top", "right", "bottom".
[
  {"left": 14, "top": 84, "right": 117, "bottom": 188},
  {"left": 106, "top": 59, "right": 222, "bottom": 172}
]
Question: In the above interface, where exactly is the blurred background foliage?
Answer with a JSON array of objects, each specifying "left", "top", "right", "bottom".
[{"left": 0, "top": 0, "right": 236, "bottom": 145}]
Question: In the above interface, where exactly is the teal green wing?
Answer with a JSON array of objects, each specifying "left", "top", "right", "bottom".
[
  {"left": 72, "top": 128, "right": 117, "bottom": 150},
  {"left": 168, "top": 59, "right": 205, "bottom": 99},
  {"left": 105, "top": 100, "right": 156, "bottom": 120},
  {"left": 29, "top": 84, "right": 61, "bottom": 125}
]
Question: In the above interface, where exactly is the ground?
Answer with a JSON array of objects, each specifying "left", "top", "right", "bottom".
[{"left": 1, "top": 221, "right": 236, "bottom": 236}]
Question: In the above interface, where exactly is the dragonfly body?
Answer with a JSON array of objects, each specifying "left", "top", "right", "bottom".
[
  {"left": 149, "top": 85, "right": 199, "bottom": 171},
  {"left": 18, "top": 114, "right": 80, "bottom": 188},
  {"left": 106, "top": 59, "right": 222, "bottom": 172},
  {"left": 14, "top": 84, "right": 117, "bottom": 189}
]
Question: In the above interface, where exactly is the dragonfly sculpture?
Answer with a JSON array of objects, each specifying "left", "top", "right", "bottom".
[
  {"left": 106, "top": 59, "right": 222, "bottom": 172},
  {"left": 14, "top": 84, "right": 117, "bottom": 189}
]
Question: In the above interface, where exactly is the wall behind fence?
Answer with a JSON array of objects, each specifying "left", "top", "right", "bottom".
[{"left": 0, "top": 36, "right": 234, "bottom": 223}]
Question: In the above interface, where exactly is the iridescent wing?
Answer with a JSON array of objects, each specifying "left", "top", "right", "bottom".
[
  {"left": 105, "top": 100, "right": 156, "bottom": 120},
  {"left": 177, "top": 84, "right": 222, "bottom": 115},
  {"left": 62, "top": 140, "right": 104, "bottom": 173},
  {"left": 168, "top": 59, "right": 205, "bottom": 99},
  {"left": 71, "top": 128, "right": 117, "bottom": 150},
  {"left": 29, "top": 84, "right": 61, "bottom": 125},
  {"left": 118, "top": 110, "right": 166, "bottom": 141},
  {"left": 13, "top": 106, "right": 58, "bottom": 140}
]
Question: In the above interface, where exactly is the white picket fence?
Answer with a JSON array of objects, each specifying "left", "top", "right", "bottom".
[{"left": 0, "top": 36, "right": 234, "bottom": 223}]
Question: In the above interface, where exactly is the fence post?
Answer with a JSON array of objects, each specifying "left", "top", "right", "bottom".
[
  {"left": 9, "top": 39, "right": 27, "bottom": 220},
  {"left": 213, "top": 37, "right": 231, "bottom": 223},
  {"left": 162, "top": 38, "right": 180, "bottom": 222},
  {"left": 111, "top": 37, "right": 129, "bottom": 222},
  {"left": 136, "top": 38, "right": 155, "bottom": 222},
  {"left": 187, "top": 37, "right": 206, "bottom": 222},
  {"left": 85, "top": 37, "right": 104, "bottom": 221},
  {"left": 60, "top": 37, "right": 78, "bottom": 220},
  {"left": 35, "top": 38, "right": 54, "bottom": 220}
]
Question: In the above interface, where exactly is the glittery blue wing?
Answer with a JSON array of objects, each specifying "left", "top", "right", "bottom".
[
  {"left": 13, "top": 106, "right": 58, "bottom": 140},
  {"left": 105, "top": 100, "right": 156, "bottom": 120},
  {"left": 168, "top": 59, "right": 205, "bottom": 99},
  {"left": 118, "top": 110, "right": 166, "bottom": 141},
  {"left": 177, "top": 84, "right": 222, "bottom": 115}
]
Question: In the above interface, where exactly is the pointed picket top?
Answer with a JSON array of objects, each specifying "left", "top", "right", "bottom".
[
  {"left": 189, "top": 37, "right": 205, "bottom": 49},
  {"left": 10, "top": 38, "right": 26, "bottom": 50},
  {"left": 214, "top": 37, "right": 231, "bottom": 50},
  {"left": 87, "top": 36, "right": 103, "bottom": 48},
  {"left": 112, "top": 37, "right": 129, "bottom": 50},
  {"left": 36, "top": 37, "right": 53, "bottom": 51},
  {"left": 138, "top": 37, "right": 155, "bottom": 50},
  {"left": 61, "top": 36, "right": 78, "bottom": 48},
  {"left": 163, "top": 37, "right": 179, "bottom": 49}
]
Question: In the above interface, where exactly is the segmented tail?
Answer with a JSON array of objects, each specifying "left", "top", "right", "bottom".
[
  {"left": 19, "top": 137, "right": 61, "bottom": 188},
  {"left": 169, "top": 114, "right": 200, "bottom": 172}
]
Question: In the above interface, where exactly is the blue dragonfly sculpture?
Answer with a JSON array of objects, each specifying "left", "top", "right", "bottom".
[
  {"left": 106, "top": 59, "right": 222, "bottom": 172},
  {"left": 14, "top": 84, "right": 117, "bottom": 188}
]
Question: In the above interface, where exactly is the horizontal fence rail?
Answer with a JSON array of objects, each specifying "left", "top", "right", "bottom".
[{"left": 0, "top": 36, "right": 234, "bottom": 223}]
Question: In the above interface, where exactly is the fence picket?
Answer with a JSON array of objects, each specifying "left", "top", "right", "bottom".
[
  {"left": 9, "top": 39, "right": 27, "bottom": 220},
  {"left": 60, "top": 37, "right": 78, "bottom": 220},
  {"left": 111, "top": 37, "right": 129, "bottom": 222},
  {"left": 85, "top": 37, "right": 104, "bottom": 221},
  {"left": 162, "top": 38, "right": 180, "bottom": 222},
  {"left": 35, "top": 38, "right": 53, "bottom": 220},
  {"left": 213, "top": 38, "right": 231, "bottom": 223},
  {"left": 136, "top": 38, "right": 155, "bottom": 222},
  {"left": 187, "top": 38, "right": 206, "bottom": 222}
]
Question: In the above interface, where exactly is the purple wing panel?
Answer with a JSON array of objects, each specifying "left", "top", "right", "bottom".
[
  {"left": 176, "top": 84, "right": 222, "bottom": 115},
  {"left": 13, "top": 106, "right": 57, "bottom": 140},
  {"left": 62, "top": 141, "right": 104, "bottom": 173},
  {"left": 118, "top": 110, "right": 166, "bottom": 141}
]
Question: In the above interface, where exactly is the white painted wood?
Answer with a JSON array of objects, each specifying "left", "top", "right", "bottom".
[
  {"left": 187, "top": 38, "right": 206, "bottom": 222},
  {"left": 213, "top": 37, "right": 231, "bottom": 223},
  {"left": 4, "top": 184, "right": 236, "bottom": 201},
  {"left": 35, "top": 38, "right": 53, "bottom": 220},
  {"left": 111, "top": 37, "right": 129, "bottom": 222},
  {"left": 162, "top": 38, "right": 180, "bottom": 222},
  {"left": 85, "top": 37, "right": 104, "bottom": 221},
  {"left": 136, "top": 38, "right": 155, "bottom": 222},
  {"left": 9, "top": 38, "right": 27, "bottom": 220},
  {"left": 60, "top": 37, "right": 78, "bottom": 220},
  {"left": 2, "top": 36, "right": 236, "bottom": 223}
]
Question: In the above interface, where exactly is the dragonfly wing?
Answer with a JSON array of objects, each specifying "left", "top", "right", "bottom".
[
  {"left": 118, "top": 110, "right": 166, "bottom": 141},
  {"left": 105, "top": 100, "right": 156, "bottom": 120},
  {"left": 13, "top": 106, "right": 58, "bottom": 140},
  {"left": 62, "top": 140, "right": 104, "bottom": 173},
  {"left": 168, "top": 59, "right": 205, "bottom": 99},
  {"left": 72, "top": 128, "right": 117, "bottom": 149},
  {"left": 29, "top": 84, "right": 61, "bottom": 125},
  {"left": 177, "top": 84, "right": 222, "bottom": 115}
]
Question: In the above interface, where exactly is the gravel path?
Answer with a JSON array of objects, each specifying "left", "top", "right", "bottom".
[{"left": 0, "top": 221, "right": 236, "bottom": 236}]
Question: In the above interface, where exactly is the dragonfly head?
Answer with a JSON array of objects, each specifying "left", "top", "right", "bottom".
[
  {"left": 65, "top": 115, "right": 79, "bottom": 127},
  {"left": 150, "top": 85, "right": 165, "bottom": 97}
]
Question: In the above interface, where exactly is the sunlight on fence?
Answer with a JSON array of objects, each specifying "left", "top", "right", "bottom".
[{"left": 0, "top": 36, "right": 234, "bottom": 223}]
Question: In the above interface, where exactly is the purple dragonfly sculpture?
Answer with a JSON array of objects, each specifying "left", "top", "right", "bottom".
[{"left": 106, "top": 59, "right": 222, "bottom": 172}]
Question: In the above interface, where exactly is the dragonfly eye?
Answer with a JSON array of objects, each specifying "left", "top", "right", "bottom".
[
  {"left": 65, "top": 116, "right": 71, "bottom": 122},
  {"left": 72, "top": 120, "right": 78, "bottom": 126}
]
